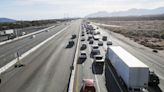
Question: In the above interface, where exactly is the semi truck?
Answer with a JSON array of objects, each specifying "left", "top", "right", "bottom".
[{"left": 106, "top": 46, "right": 159, "bottom": 91}]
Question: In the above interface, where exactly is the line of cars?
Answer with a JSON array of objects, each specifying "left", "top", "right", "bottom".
[
  {"left": 79, "top": 22, "right": 160, "bottom": 92},
  {"left": 79, "top": 22, "right": 113, "bottom": 92}
]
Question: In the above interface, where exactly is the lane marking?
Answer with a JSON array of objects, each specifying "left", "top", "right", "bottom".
[
  {"left": 0, "top": 24, "right": 71, "bottom": 75},
  {"left": 93, "top": 66, "right": 101, "bottom": 92},
  {"left": 68, "top": 21, "right": 81, "bottom": 92},
  {"left": 93, "top": 25, "right": 123, "bottom": 92},
  {"left": 76, "top": 65, "right": 79, "bottom": 92}
]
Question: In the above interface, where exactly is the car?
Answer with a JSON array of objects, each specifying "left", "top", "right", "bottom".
[
  {"left": 93, "top": 35, "right": 100, "bottom": 40},
  {"left": 91, "top": 45, "right": 100, "bottom": 57},
  {"left": 97, "top": 31, "right": 100, "bottom": 34},
  {"left": 79, "top": 51, "right": 87, "bottom": 59},
  {"left": 91, "top": 45, "right": 99, "bottom": 50},
  {"left": 80, "top": 44, "right": 87, "bottom": 50},
  {"left": 107, "top": 41, "right": 112, "bottom": 45},
  {"left": 152, "top": 49, "right": 158, "bottom": 53},
  {"left": 88, "top": 35, "right": 93, "bottom": 41},
  {"left": 93, "top": 55, "right": 104, "bottom": 65},
  {"left": 81, "top": 79, "right": 96, "bottom": 92},
  {"left": 89, "top": 40, "right": 94, "bottom": 44},
  {"left": 22, "top": 32, "right": 26, "bottom": 35},
  {"left": 81, "top": 33, "right": 85, "bottom": 36},
  {"left": 67, "top": 40, "right": 74, "bottom": 48},
  {"left": 102, "top": 36, "right": 107, "bottom": 41},
  {"left": 82, "top": 31, "right": 85, "bottom": 33},
  {"left": 81, "top": 38, "right": 85, "bottom": 41},
  {"left": 30, "top": 35, "right": 36, "bottom": 39},
  {"left": 93, "top": 32, "right": 97, "bottom": 35},
  {"left": 98, "top": 41, "right": 103, "bottom": 46},
  {"left": 71, "top": 34, "right": 76, "bottom": 39}
]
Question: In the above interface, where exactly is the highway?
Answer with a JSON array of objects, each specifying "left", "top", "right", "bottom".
[
  {"left": 0, "top": 22, "right": 69, "bottom": 68},
  {"left": 0, "top": 19, "right": 164, "bottom": 92},
  {"left": 74, "top": 22, "right": 164, "bottom": 92},
  {"left": 74, "top": 24, "right": 124, "bottom": 92},
  {"left": 75, "top": 32, "right": 108, "bottom": 92},
  {"left": 0, "top": 20, "right": 81, "bottom": 92}
]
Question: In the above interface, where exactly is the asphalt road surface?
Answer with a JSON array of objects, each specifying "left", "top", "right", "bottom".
[
  {"left": 0, "top": 22, "right": 69, "bottom": 68},
  {"left": 74, "top": 22, "right": 164, "bottom": 92},
  {"left": 0, "top": 20, "right": 81, "bottom": 92},
  {"left": 75, "top": 24, "right": 111, "bottom": 92},
  {"left": 1, "top": 20, "right": 163, "bottom": 92}
]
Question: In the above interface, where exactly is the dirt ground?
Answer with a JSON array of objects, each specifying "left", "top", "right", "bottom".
[{"left": 90, "top": 18, "right": 164, "bottom": 50}]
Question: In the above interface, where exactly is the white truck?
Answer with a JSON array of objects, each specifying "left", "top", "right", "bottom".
[
  {"left": 106, "top": 46, "right": 149, "bottom": 91},
  {"left": 5, "top": 29, "right": 14, "bottom": 34}
]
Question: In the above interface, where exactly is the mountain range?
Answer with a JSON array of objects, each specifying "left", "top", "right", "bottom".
[
  {"left": 86, "top": 7, "right": 164, "bottom": 18},
  {"left": 0, "top": 18, "right": 16, "bottom": 23}
]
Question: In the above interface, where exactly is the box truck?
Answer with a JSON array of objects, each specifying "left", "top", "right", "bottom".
[{"left": 106, "top": 46, "right": 149, "bottom": 91}]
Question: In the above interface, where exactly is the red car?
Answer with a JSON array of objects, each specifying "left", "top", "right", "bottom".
[{"left": 81, "top": 79, "right": 96, "bottom": 92}]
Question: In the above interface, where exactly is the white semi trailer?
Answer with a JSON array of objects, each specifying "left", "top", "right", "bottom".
[{"left": 106, "top": 46, "right": 149, "bottom": 91}]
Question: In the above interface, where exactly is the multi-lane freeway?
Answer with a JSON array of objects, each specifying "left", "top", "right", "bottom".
[
  {"left": 74, "top": 22, "right": 164, "bottom": 92},
  {"left": 0, "top": 20, "right": 81, "bottom": 92},
  {"left": 0, "top": 19, "right": 164, "bottom": 92}
]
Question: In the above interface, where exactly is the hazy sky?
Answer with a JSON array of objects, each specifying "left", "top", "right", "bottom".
[{"left": 0, "top": 0, "right": 164, "bottom": 20}]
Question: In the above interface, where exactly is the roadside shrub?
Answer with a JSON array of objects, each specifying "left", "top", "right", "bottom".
[{"left": 161, "top": 34, "right": 164, "bottom": 39}]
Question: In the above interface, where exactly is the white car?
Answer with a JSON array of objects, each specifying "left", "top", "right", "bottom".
[
  {"left": 93, "top": 55, "right": 104, "bottom": 63},
  {"left": 30, "top": 35, "right": 36, "bottom": 39},
  {"left": 93, "top": 35, "right": 100, "bottom": 40}
]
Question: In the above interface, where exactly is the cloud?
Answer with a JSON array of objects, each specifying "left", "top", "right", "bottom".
[{"left": 1, "top": 0, "right": 164, "bottom": 20}]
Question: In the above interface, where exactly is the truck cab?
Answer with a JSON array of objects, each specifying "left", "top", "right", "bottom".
[{"left": 148, "top": 71, "right": 160, "bottom": 86}]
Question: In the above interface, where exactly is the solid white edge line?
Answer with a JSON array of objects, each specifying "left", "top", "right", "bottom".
[
  {"left": 0, "top": 25, "right": 57, "bottom": 46},
  {"left": 0, "top": 24, "right": 71, "bottom": 75},
  {"left": 68, "top": 22, "right": 81, "bottom": 92}
]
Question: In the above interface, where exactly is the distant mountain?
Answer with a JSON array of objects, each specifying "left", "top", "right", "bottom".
[
  {"left": 86, "top": 11, "right": 110, "bottom": 18},
  {"left": 86, "top": 7, "right": 164, "bottom": 18},
  {"left": 0, "top": 18, "right": 16, "bottom": 23}
]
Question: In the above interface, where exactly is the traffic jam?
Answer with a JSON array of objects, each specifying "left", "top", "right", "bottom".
[
  {"left": 73, "top": 21, "right": 160, "bottom": 92},
  {"left": 75, "top": 21, "right": 113, "bottom": 92}
]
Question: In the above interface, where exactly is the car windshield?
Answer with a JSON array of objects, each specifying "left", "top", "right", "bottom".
[
  {"left": 93, "top": 46, "right": 98, "bottom": 49},
  {"left": 81, "top": 53, "right": 86, "bottom": 55},
  {"left": 84, "top": 86, "right": 96, "bottom": 92}
]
